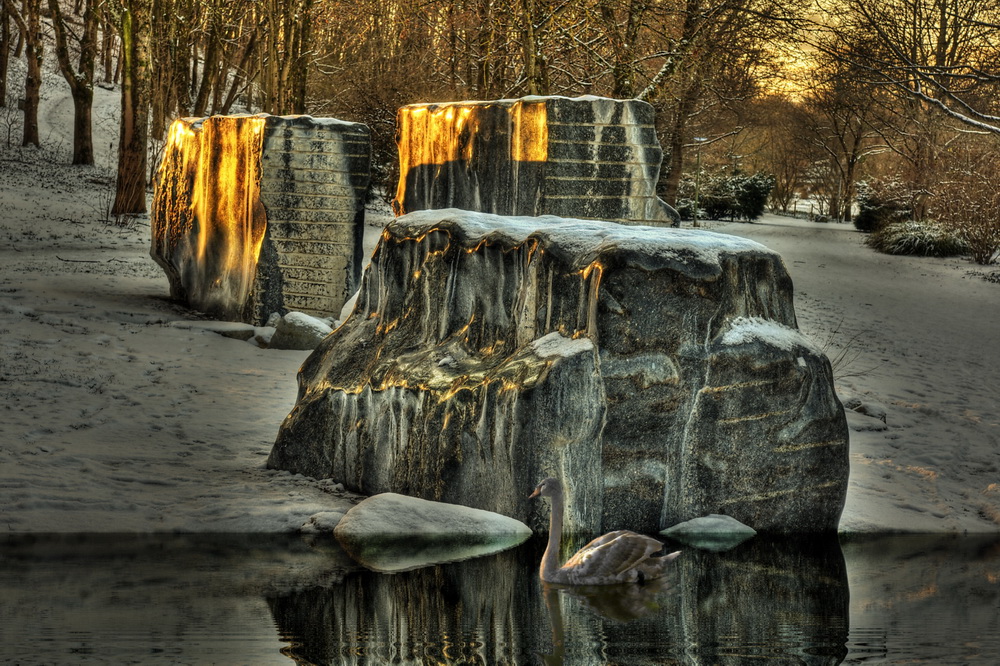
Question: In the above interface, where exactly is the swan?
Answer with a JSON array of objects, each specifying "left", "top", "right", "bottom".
[{"left": 530, "top": 477, "right": 680, "bottom": 585}]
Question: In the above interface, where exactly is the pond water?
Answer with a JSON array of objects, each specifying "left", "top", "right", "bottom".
[{"left": 1, "top": 533, "right": 998, "bottom": 664}]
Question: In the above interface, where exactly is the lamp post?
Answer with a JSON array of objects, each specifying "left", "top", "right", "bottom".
[{"left": 692, "top": 137, "right": 706, "bottom": 228}]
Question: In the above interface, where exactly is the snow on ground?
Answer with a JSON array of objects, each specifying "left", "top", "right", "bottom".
[{"left": 2, "top": 67, "right": 998, "bottom": 533}]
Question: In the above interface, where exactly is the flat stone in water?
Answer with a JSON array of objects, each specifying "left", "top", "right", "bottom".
[
  {"left": 662, "top": 514, "right": 758, "bottom": 552},
  {"left": 333, "top": 493, "right": 531, "bottom": 572}
]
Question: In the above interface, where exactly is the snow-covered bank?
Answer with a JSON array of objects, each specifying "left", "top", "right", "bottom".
[{"left": 0, "top": 149, "right": 363, "bottom": 531}]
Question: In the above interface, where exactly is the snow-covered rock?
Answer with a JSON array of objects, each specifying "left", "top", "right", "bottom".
[
  {"left": 662, "top": 514, "right": 758, "bottom": 552},
  {"left": 268, "top": 312, "right": 334, "bottom": 350},
  {"left": 333, "top": 493, "right": 531, "bottom": 572},
  {"left": 269, "top": 209, "right": 849, "bottom": 534},
  {"left": 299, "top": 510, "right": 348, "bottom": 534}
]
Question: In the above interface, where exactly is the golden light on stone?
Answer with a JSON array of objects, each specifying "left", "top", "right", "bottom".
[
  {"left": 151, "top": 114, "right": 371, "bottom": 324},
  {"left": 154, "top": 115, "right": 267, "bottom": 318},
  {"left": 393, "top": 99, "right": 549, "bottom": 216}
]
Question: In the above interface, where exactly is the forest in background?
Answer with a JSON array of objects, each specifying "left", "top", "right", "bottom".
[{"left": 1, "top": 0, "right": 998, "bottom": 262}]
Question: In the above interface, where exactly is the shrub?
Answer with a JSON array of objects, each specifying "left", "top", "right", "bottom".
[
  {"left": 854, "top": 179, "right": 913, "bottom": 233},
  {"left": 732, "top": 172, "right": 775, "bottom": 220},
  {"left": 865, "top": 221, "right": 969, "bottom": 257},
  {"left": 679, "top": 170, "right": 775, "bottom": 221},
  {"left": 931, "top": 170, "right": 1000, "bottom": 265}
]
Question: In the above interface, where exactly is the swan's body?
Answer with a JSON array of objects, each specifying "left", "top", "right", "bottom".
[{"left": 530, "top": 477, "right": 680, "bottom": 585}]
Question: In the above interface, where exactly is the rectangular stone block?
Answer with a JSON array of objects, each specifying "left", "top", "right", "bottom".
[
  {"left": 151, "top": 114, "right": 370, "bottom": 325},
  {"left": 393, "top": 96, "right": 677, "bottom": 226}
]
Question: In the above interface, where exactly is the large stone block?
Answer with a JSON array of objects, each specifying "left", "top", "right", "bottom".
[
  {"left": 393, "top": 96, "right": 679, "bottom": 226},
  {"left": 268, "top": 210, "right": 849, "bottom": 534},
  {"left": 151, "top": 114, "right": 370, "bottom": 324}
]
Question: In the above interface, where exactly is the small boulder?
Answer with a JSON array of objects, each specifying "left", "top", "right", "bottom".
[
  {"left": 300, "top": 510, "right": 348, "bottom": 534},
  {"left": 268, "top": 312, "right": 334, "bottom": 350},
  {"left": 248, "top": 326, "right": 276, "bottom": 348},
  {"left": 662, "top": 514, "right": 757, "bottom": 552},
  {"left": 334, "top": 493, "right": 531, "bottom": 572}
]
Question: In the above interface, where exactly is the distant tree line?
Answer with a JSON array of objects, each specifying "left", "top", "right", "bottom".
[{"left": 1, "top": 0, "right": 998, "bottom": 262}]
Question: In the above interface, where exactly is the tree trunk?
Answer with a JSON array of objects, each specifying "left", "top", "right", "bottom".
[
  {"left": 49, "top": 0, "right": 98, "bottom": 165},
  {"left": 659, "top": 82, "right": 701, "bottom": 205},
  {"left": 112, "top": 0, "right": 152, "bottom": 216},
  {"left": 8, "top": 0, "right": 44, "bottom": 147},
  {"left": 290, "top": 0, "right": 312, "bottom": 113},
  {"left": 220, "top": 31, "right": 256, "bottom": 114},
  {"left": 71, "top": 92, "right": 94, "bottom": 163},
  {"left": 1, "top": 3, "right": 10, "bottom": 105},
  {"left": 520, "top": 0, "right": 548, "bottom": 95},
  {"left": 192, "top": 23, "right": 219, "bottom": 116},
  {"left": 101, "top": 14, "right": 115, "bottom": 84}
]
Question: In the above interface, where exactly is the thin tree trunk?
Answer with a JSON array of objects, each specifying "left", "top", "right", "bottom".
[
  {"left": 192, "top": 23, "right": 219, "bottom": 116},
  {"left": 22, "top": 0, "right": 41, "bottom": 147},
  {"left": 220, "top": 31, "right": 256, "bottom": 113},
  {"left": 290, "top": 0, "right": 312, "bottom": 113},
  {"left": 112, "top": 0, "right": 152, "bottom": 215},
  {"left": 101, "top": 13, "right": 115, "bottom": 84},
  {"left": 0, "top": 3, "right": 10, "bottom": 105}
]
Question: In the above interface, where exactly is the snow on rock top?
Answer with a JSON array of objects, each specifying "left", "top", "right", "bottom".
[{"left": 393, "top": 209, "right": 777, "bottom": 278}]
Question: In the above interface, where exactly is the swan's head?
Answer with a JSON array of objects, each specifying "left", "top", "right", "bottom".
[{"left": 529, "top": 477, "right": 562, "bottom": 500}]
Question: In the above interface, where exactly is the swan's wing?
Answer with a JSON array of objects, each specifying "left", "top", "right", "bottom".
[
  {"left": 566, "top": 530, "right": 633, "bottom": 560},
  {"left": 562, "top": 531, "right": 663, "bottom": 577}
]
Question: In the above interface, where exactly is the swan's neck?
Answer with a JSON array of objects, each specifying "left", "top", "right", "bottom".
[{"left": 541, "top": 491, "right": 564, "bottom": 579}]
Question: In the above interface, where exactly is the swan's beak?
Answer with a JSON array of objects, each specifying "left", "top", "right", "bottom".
[{"left": 528, "top": 488, "right": 540, "bottom": 499}]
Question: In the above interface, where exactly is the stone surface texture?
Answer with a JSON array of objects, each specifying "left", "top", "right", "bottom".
[
  {"left": 394, "top": 95, "right": 678, "bottom": 226},
  {"left": 268, "top": 209, "right": 849, "bottom": 534},
  {"left": 151, "top": 114, "right": 370, "bottom": 325}
]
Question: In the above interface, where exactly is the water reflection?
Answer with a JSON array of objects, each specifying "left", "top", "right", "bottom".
[
  {"left": 2, "top": 533, "right": 999, "bottom": 664},
  {"left": 268, "top": 535, "right": 848, "bottom": 665}
]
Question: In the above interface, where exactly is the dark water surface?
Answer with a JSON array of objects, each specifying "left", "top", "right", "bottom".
[{"left": 1, "top": 533, "right": 998, "bottom": 664}]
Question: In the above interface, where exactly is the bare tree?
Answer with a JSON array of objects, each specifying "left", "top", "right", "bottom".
[
  {"left": 48, "top": 0, "right": 99, "bottom": 164},
  {"left": 799, "top": 50, "right": 886, "bottom": 221},
  {"left": 637, "top": 0, "right": 797, "bottom": 205},
  {"left": 254, "top": 0, "right": 313, "bottom": 114},
  {"left": 813, "top": 0, "right": 1000, "bottom": 134},
  {"left": 742, "top": 95, "right": 819, "bottom": 213}
]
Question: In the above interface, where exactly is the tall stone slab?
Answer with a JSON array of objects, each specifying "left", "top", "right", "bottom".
[
  {"left": 269, "top": 210, "right": 849, "bottom": 534},
  {"left": 151, "top": 114, "right": 370, "bottom": 324},
  {"left": 394, "top": 96, "right": 679, "bottom": 226}
]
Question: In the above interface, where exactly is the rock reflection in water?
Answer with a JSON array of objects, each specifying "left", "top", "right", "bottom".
[{"left": 269, "top": 535, "right": 849, "bottom": 665}]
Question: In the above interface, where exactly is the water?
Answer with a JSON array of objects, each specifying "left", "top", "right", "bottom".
[{"left": 1, "top": 533, "right": 997, "bottom": 664}]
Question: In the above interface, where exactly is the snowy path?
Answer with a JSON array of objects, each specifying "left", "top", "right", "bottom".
[{"left": 715, "top": 216, "right": 1000, "bottom": 532}]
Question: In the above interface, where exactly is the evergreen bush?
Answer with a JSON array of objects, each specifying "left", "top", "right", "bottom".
[
  {"left": 865, "top": 221, "right": 969, "bottom": 257},
  {"left": 854, "top": 179, "right": 913, "bottom": 232},
  {"left": 679, "top": 170, "right": 775, "bottom": 221}
]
